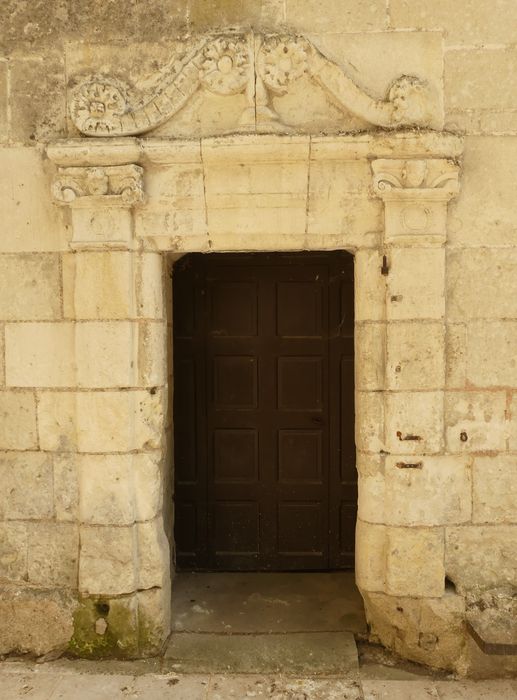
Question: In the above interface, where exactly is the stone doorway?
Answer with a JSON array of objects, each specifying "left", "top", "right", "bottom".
[
  {"left": 172, "top": 250, "right": 356, "bottom": 572},
  {"left": 46, "top": 130, "right": 465, "bottom": 669}
]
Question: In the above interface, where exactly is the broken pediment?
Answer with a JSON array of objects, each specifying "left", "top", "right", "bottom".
[{"left": 69, "top": 31, "right": 442, "bottom": 137}]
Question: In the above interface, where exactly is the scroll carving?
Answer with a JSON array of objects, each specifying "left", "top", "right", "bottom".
[
  {"left": 69, "top": 31, "right": 440, "bottom": 136},
  {"left": 372, "top": 159, "right": 460, "bottom": 199},
  {"left": 52, "top": 165, "right": 144, "bottom": 206}
]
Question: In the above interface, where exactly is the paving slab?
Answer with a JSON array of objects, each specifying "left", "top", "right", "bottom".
[
  {"left": 362, "top": 680, "right": 440, "bottom": 700},
  {"left": 434, "top": 679, "right": 517, "bottom": 699},
  {"left": 0, "top": 671, "right": 60, "bottom": 700},
  {"left": 164, "top": 631, "right": 359, "bottom": 676},
  {"left": 210, "top": 675, "right": 363, "bottom": 699},
  {"left": 171, "top": 572, "right": 367, "bottom": 635}
]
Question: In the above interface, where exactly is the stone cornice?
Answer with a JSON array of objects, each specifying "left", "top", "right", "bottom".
[
  {"left": 47, "top": 132, "right": 464, "bottom": 168},
  {"left": 68, "top": 30, "right": 442, "bottom": 136}
]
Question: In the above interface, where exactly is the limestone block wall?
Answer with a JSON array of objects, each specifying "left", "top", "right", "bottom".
[{"left": 0, "top": 0, "right": 516, "bottom": 676}]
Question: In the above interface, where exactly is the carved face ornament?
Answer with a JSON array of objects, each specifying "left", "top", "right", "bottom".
[{"left": 71, "top": 79, "right": 127, "bottom": 133}]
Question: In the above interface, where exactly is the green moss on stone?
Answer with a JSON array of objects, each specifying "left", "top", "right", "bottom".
[{"left": 69, "top": 596, "right": 139, "bottom": 659}]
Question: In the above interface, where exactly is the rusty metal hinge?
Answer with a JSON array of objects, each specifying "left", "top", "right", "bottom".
[{"left": 381, "top": 255, "right": 389, "bottom": 276}]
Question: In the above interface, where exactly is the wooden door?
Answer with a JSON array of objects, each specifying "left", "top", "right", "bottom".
[{"left": 173, "top": 252, "right": 356, "bottom": 571}]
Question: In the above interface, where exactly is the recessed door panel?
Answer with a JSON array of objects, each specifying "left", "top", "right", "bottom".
[{"left": 173, "top": 251, "right": 355, "bottom": 571}]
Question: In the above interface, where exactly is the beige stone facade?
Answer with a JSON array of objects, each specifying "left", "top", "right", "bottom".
[{"left": 0, "top": 0, "right": 516, "bottom": 678}]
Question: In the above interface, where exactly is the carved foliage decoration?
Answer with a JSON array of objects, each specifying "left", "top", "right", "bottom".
[
  {"left": 372, "top": 159, "right": 460, "bottom": 198},
  {"left": 70, "top": 31, "right": 440, "bottom": 136},
  {"left": 52, "top": 165, "right": 144, "bottom": 205}
]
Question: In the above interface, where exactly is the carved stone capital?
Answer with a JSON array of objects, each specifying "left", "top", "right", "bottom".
[
  {"left": 372, "top": 159, "right": 460, "bottom": 244},
  {"left": 52, "top": 164, "right": 144, "bottom": 207},
  {"left": 372, "top": 159, "right": 459, "bottom": 202}
]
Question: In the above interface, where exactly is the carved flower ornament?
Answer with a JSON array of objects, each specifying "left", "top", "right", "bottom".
[
  {"left": 199, "top": 37, "right": 250, "bottom": 95},
  {"left": 258, "top": 36, "right": 310, "bottom": 94},
  {"left": 70, "top": 77, "right": 128, "bottom": 134}
]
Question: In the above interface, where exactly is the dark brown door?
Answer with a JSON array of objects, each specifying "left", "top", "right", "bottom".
[{"left": 173, "top": 252, "right": 356, "bottom": 571}]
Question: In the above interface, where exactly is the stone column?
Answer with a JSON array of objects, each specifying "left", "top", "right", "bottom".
[
  {"left": 49, "top": 165, "right": 171, "bottom": 657},
  {"left": 356, "top": 158, "right": 466, "bottom": 668}
]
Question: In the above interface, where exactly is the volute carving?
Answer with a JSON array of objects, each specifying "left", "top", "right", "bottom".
[
  {"left": 372, "top": 159, "right": 460, "bottom": 198},
  {"left": 69, "top": 31, "right": 440, "bottom": 136},
  {"left": 52, "top": 165, "right": 144, "bottom": 206}
]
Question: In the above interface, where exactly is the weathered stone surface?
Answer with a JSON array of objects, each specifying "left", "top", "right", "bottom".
[
  {"left": 0, "top": 325, "right": 4, "bottom": 386},
  {"left": 386, "top": 322, "right": 445, "bottom": 391},
  {"left": 448, "top": 249, "right": 517, "bottom": 320},
  {"left": 9, "top": 53, "right": 66, "bottom": 143},
  {"left": 0, "top": 522, "right": 28, "bottom": 581},
  {"left": 53, "top": 454, "right": 79, "bottom": 521},
  {"left": 27, "top": 522, "right": 79, "bottom": 587},
  {"left": 510, "top": 393, "right": 517, "bottom": 451},
  {"left": 134, "top": 452, "right": 163, "bottom": 522},
  {"left": 0, "top": 254, "right": 61, "bottom": 321},
  {"left": 79, "top": 452, "right": 162, "bottom": 526},
  {"left": 355, "top": 519, "right": 386, "bottom": 593},
  {"left": 357, "top": 521, "right": 446, "bottom": 597},
  {"left": 137, "top": 518, "right": 170, "bottom": 590},
  {"left": 355, "top": 391, "right": 384, "bottom": 453},
  {"left": 286, "top": 0, "right": 385, "bottom": 33},
  {"left": 386, "top": 248, "right": 445, "bottom": 321},
  {"left": 445, "top": 324, "right": 467, "bottom": 390},
  {"left": 359, "top": 456, "right": 471, "bottom": 527},
  {"left": 355, "top": 323, "right": 385, "bottom": 391},
  {"left": 473, "top": 456, "right": 517, "bottom": 525},
  {"left": 446, "top": 526, "right": 517, "bottom": 593},
  {"left": 0, "top": 586, "right": 75, "bottom": 656},
  {"left": 37, "top": 389, "right": 164, "bottom": 452},
  {"left": 79, "top": 525, "right": 136, "bottom": 595},
  {"left": 355, "top": 249, "right": 386, "bottom": 323},
  {"left": 0, "top": 452, "right": 53, "bottom": 519},
  {"left": 0, "top": 391, "right": 37, "bottom": 450},
  {"left": 5, "top": 321, "right": 166, "bottom": 388},
  {"left": 385, "top": 391, "right": 443, "bottom": 455},
  {"left": 79, "top": 455, "right": 135, "bottom": 526},
  {"left": 69, "top": 593, "right": 139, "bottom": 659},
  {"left": 0, "top": 148, "right": 68, "bottom": 253},
  {"left": 391, "top": 0, "right": 517, "bottom": 45},
  {"left": 449, "top": 137, "right": 517, "bottom": 246},
  {"left": 363, "top": 590, "right": 466, "bottom": 673},
  {"left": 445, "top": 48, "right": 517, "bottom": 114},
  {"left": 137, "top": 585, "right": 171, "bottom": 655},
  {"left": 465, "top": 321, "right": 517, "bottom": 388},
  {"left": 386, "top": 526, "right": 445, "bottom": 598},
  {"left": 0, "top": 62, "right": 7, "bottom": 143},
  {"left": 62, "top": 252, "right": 163, "bottom": 320},
  {"left": 445, "top": 391, "right": 507, "bottom": 453}
]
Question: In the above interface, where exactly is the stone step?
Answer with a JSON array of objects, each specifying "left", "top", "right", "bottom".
[
  {"left": 163, "top": 631, "right": 359, "bottom": 676},
  {"left": 467, "top": 610, "right": 517, "bottom": 656}
]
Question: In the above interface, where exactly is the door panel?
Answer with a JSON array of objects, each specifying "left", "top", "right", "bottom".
[{"left": 173, "top": 252, "right": 355, "bottom": 571}]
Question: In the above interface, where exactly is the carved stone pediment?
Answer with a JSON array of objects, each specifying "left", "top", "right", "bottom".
[{"left": 69, "top": 31, "right": 441, "bottom": 137}]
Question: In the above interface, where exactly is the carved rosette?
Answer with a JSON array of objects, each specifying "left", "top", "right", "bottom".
[
  {"left": 70, "top": 78, "right": 129, "bottom": 135},
  {"left": 52, "top": 165, "right": 144, "bottom": 206},
  {"left": 257, "top": 35, "right": 310, "bottom": 95},
  {"left": 199, "top": 37, "right": 250, "bottom": 95}
]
